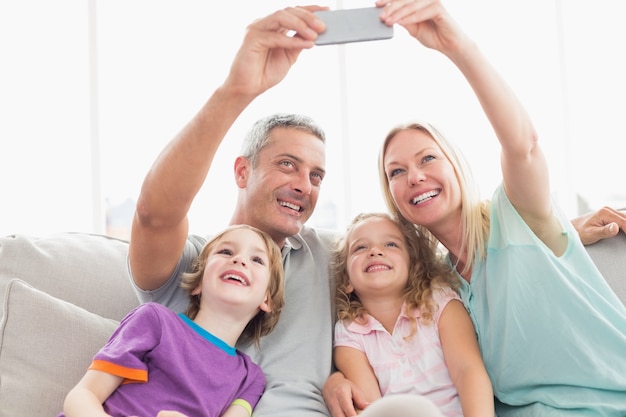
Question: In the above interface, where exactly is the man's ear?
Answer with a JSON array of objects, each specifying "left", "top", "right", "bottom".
[{"left": 234, "top": 156, "right": 251, "bottom": 188}]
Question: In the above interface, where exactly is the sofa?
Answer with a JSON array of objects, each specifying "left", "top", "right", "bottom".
[{"left": 0, "top": 230, "right": 624, "bottom": 417}]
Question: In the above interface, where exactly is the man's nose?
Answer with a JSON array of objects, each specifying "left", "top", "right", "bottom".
[{"left": 292, "top": 172, "right": 312, "bottom": 195}]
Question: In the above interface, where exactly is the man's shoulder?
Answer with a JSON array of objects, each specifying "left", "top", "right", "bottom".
[
  {"left": 130, "top": 301, "right": 176, "bottom": 318},
  {"left": 187, "top": 233, "right": 208, "bottom": 251},
  {"left": 297, "top": 225, "right": 338, "bottom": 246},
  {"left": 284, "top": 226, "right": 339, "bottom": 257}
]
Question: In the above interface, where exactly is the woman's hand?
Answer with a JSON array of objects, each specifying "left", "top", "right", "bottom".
[{"left": 375, "top": 0, "right": 467, "bottom": 55}]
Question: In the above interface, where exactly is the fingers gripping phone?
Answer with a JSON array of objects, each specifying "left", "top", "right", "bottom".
[{"left": 314, "top": 7, "right": 394, "bottom": 46}]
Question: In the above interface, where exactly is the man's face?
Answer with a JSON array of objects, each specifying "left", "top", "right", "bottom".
[{"left": 237, "top": 127, "right": 326, "bottom": 245}]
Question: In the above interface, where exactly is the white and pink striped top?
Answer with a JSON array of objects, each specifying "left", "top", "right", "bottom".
[{"left": 334, "top": 287, "right": 463, "bottom": 417}]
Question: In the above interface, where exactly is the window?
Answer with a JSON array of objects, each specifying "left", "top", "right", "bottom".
[{"left": 2, "top": 0, "right": 624, "bottom": 238}]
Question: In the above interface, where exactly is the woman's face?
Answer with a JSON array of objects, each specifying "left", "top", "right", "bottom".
[{"left": 383, "top": 129, "right": 461, "bottom": 230}]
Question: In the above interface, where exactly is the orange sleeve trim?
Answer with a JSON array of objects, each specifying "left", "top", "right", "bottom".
[{"left": 89, "top": 359, "right": 148, "bottom": 384}]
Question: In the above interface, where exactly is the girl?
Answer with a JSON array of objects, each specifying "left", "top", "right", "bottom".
[{"left": 331, "top": 212, "right": 493, "bottom": 417}]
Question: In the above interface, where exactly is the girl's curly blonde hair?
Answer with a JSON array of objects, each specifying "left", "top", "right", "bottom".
[{"left": 331, "top": 212, "right": 459, "bottom": 338}]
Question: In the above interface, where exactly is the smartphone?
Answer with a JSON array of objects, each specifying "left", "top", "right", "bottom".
[{"left": 314, "top": 7, "right": 394, "bottom": 46}]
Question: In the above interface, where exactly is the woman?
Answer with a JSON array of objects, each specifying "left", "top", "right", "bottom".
[
  {"left": 324, "top": 0, "right": 626, "bottom": 416},
  {"left": 375, "top": 0, "right": 626, "bottom": 415}
]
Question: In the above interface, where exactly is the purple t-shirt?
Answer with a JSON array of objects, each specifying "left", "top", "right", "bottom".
[{"left": 58, "top": 302, "right": 265, "bottom": 417}]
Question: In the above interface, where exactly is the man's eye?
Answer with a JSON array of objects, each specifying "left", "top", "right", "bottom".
[
  {"left": 311, "top": 172, "right": 324, "bottom": 185},
  {"left": 280, "top": 160, "right": 293, "bottom": 168}
]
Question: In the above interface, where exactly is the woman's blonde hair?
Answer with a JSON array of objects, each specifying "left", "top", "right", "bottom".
[
  {"left": 378, "top": 121, "right": 490, "bottom": 275},
  {"left": 180, "top": 224, "right": 285, "bottom": 347},
  {"left": 331, "top": 212, "right": 459, "bottom": 337}
]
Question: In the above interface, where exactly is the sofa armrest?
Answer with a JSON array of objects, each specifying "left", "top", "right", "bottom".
[{"left": 585, "top": 232, "right": 626, "bottom": 304}]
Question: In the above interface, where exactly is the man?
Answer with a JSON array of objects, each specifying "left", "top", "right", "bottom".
[
  {"left": 129, "top": 7, "right": 335, "bottom": 417},
  {"left": 128, "top": 5, "right": 626, "bottom": 417}
]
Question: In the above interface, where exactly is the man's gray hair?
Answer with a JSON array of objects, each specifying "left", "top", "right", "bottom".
[{"left": 241, "top": 113, "right": 326, "bottom": 167}]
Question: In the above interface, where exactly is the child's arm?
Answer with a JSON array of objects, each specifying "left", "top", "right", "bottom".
[
  {"left": 438, "top": 300, "right": 494, "bottom": 417},
  {"left": 333, "top": 346, "right": 382, "bottom": 411},
  {"left": 63, "top": 369, "right": 123, "bottom": 417},
  {"left": 222, "top": 401, "right": 253, "bottom": 417}
]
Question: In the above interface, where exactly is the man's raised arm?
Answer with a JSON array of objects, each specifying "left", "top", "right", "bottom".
[{"left": 129, "top": 6, "right": 326, "bottom": 290}]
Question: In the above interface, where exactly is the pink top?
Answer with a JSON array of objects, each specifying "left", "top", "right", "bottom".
[{"left": 334, "top": 287, "right": 463, "bottom": 417}]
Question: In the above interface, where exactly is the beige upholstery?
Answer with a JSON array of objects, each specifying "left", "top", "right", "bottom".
[
  {"left": 585, "top": 231, "right": 626, "bottom": 302},
  {"left": 0, "top": 231, "right": 623, "bottom": 416},
  {"left": 0, "top": 233, "right": 138, "bottom": 416}
]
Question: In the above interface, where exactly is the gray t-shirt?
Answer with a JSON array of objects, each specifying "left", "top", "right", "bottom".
[{"left": 131, "top": 225, "right": 338, "bottom": 417}]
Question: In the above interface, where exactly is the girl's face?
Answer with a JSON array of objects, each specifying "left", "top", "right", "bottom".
[
  {"left": 345, "top": 217, "right": 410, "bottom": 302},
  {"left": 195, "top": 228, "right": 272, "bottom": 314},
  {"left": 383, "top": 129, "right": 461, "bottom": 230}
]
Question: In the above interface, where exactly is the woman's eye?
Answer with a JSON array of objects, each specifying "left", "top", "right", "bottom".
[
  {"left": 388, "top": 168, "right": 403, "bottom": 178},
  {"left": 422, "top": 155, "right": 436, "bottom": 163}
]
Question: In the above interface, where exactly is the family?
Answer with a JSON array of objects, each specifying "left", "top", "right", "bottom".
[{"left": 60, "top": 1, "right": 626, "bottom": 416}]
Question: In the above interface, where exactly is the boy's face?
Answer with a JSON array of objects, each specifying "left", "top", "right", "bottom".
[
  {"left": 196, "top": 228, "right": 273, "bottom": 315},
  {"left": 236, "top": 127, "right": 326, "bottom": 246},
  {"left": 345, "top": 217, "right": 410, "bottom": 303}
]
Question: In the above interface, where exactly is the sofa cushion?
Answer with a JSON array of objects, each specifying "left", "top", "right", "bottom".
[
  {"left": 0, "top": 233, "right": 138, "bottom": 321},
  {"left": 0, "top": 279, "right": 118, "bottom": 417}
]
